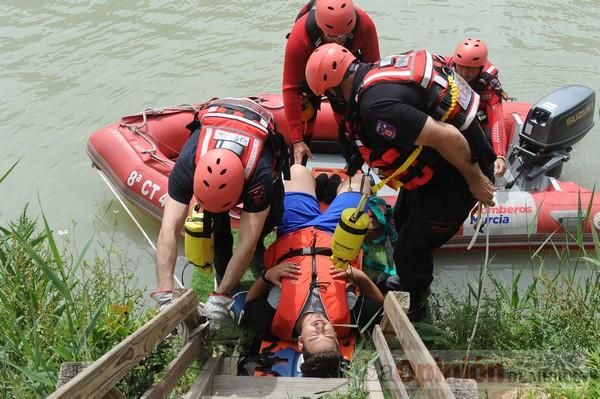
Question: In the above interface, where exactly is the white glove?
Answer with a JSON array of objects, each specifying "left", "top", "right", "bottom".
[
  {"left": 202, "top": 293, "right": 234, "bottom": 332},
  {"left": 150, "top": 290, "right": 173, "bottom": 311}
]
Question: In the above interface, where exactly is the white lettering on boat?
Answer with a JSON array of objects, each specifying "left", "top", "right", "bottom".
[
  {"left": 462, "top": 191, "right": 537, "bottom": 236},
  {"left": 141, "top": 179, "right": 161, "bottom": 200},
  {"left": 127, "top": 171, "right": 142, "bottom": 186}
]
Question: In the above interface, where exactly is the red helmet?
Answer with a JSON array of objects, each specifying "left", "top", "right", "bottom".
[
  {"left": 193, "top": 149, "right": 244, "bottom": 213},
  {"left": 305, "top": 43, "right": 357, "bottom": 96},
  {"left": 452, "top": 38, "right": 488, "bottom": 68},
  {"left": 315, "top": 0, "right": 356, "bottom": 37}
]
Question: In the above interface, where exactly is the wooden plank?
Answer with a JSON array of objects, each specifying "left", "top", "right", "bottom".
[
  {"left": 48, "top": 290, "right": 200, "bottom": 399},
  {"left": 383, "top": 293, "right": 455, "bottom": 399},
  {"left": 141, "top": 331, "right": 207, "bottom": 399},
  {"left": 210, "top": 375, "right": 349, "bottom": 398},
  {"left": 103, "top": 388, "right": 127, "bottom": 399},
  {"left": 365, "top": 364, "right": 385, "bottom": 399},
  {"left": 372, "top": 325, "right": 410, "bottom": 399},
  {"left": 185, "top": 356, "right": 223, "bottom": 399},
  {"left": 56, "top": 362, "right": 127, "bottom": 399},
  {"left": 381, "top": 291, "right": 410, "bottom": 341},
  {"left": 175, "top": 288, "right": 203, "bottom": 330}
]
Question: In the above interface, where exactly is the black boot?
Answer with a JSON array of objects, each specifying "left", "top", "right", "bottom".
[
  {"left": 315, "top": 173, "right": 329, "bottom": 203},
  {"left": 374, "top": 275, "right": 431, "bottom": 323},
  {"left": 373, "top": 274, "right": 402, "bottom": 296},
  {"left": 406, "top": 287, "right": 432, "bottom": 323},
  {"left": 323, "top": 174, "right": 342, "bottom": 204}
]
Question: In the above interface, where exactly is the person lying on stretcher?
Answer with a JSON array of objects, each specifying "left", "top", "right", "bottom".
[{"left": 241, "top": 164, "right": 384, "bottom": 377}]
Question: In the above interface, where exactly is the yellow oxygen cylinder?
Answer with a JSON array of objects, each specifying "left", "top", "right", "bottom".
[
  {"left": 331, "top": 194, "right": 370, "bottom": 270},
  {"left": 184, "top": 209, "right": 214, "bottom": 274}
]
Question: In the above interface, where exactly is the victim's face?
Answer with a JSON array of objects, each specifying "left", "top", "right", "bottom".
[{"left": 298, "top": 313, "right": 338, "bottom": 353}]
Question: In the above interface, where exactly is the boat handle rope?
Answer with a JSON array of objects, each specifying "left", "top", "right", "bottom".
[
  {"left": 120, "top": 104, "right": 208, "bottom": 165},
  {"left": 96, "top": 168, "right": 184, "bottom": 289}
]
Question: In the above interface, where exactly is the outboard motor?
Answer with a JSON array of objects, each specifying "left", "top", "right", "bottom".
[{"left": 506, "top": 85, "right": 595, "bottom": 192}]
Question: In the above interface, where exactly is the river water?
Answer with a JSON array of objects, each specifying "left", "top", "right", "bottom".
[{"left": 1, "top": 0, "right": 599, "bottom": 292}]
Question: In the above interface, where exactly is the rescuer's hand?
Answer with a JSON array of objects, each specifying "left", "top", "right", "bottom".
[
  {"left": 494, "top": 157, "right": 507, "bottom": 177},
  {"left": 466, "top": 170, "right": 495, "bottom": 207},
  {"left": 202, "top": 293, "right": 234, "bottom": 332},
  {"left": 293, "top": 141, "right": 314, "bottom": 165}
]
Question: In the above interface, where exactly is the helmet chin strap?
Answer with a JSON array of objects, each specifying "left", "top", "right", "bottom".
[{"left": 328, "top": 61, "right": 359, "bottom": 105}]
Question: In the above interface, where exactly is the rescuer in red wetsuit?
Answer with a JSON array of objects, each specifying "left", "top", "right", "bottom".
[
  {"left": 451, "top": 38, "right": 509, "bottom": 177},
  {"left": 283, "top": 0, "right": 380, "bottom": 164}
]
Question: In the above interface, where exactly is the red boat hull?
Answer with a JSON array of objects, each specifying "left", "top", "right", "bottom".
[{"left": 87, "top": 95, "right": 600, "bottom": 249}]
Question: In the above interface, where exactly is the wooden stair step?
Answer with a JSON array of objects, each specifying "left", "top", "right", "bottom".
[{"left": 210, "top": 375, "right": 350, "bottom": 398}]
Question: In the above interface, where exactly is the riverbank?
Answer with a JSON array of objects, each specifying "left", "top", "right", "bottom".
[{"left": 1, "top": 163, "right": 598, "bottom": 398}]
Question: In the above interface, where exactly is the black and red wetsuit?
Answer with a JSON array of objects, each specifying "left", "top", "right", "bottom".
[{"left": 341, "top": 52, "right": 495, "bottom": 297}]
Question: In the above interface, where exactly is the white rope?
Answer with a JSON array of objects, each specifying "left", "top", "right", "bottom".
[
  {"left": 467, "top": 201, "right": 484, "bottom": 251},
  {"left": 96, "top": 169, "right": 184, "bottom": 288},
  {"left": 462, "top": 204, "right": 490, "bottom": 377}
]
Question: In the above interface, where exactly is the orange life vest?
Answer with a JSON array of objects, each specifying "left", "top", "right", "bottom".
[
  {"left": 350, "top": 49, "right": 481, "bottom": 190},
  {"left": 194, "top": 98, "right": 277, "bottom": 179},
  {"left": 264, "top": 227, "right": 358, "bottom": 341}
]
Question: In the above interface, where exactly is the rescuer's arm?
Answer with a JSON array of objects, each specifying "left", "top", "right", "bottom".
[
  {"left": 283, "top": 16, "right": 316, "bottom": 163},
  {"left": 155, "top": 194, "right": 188, "bottom": 292},
  {"left": 215, "top": 207, "right": 270, "bottom": 296},
  {"left": 353, "top": 8, "right": 380, "bottom": 62},
  {"left": 415, "top": 117, "right": 495, "bottom": 206},
  {"left": 485, "top": 94, "right": 508, "bottom": 176}
]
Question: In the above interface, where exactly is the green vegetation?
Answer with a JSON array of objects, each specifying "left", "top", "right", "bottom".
[
  {"left": 0, "top": 163, "right": 185, "bottom": 398},
  {"left": 2, "top": 159, "right": 598, "bottom": 398},
  {"left": 424, "top": 220, "right": 600, "bottom": 397},
  {"left": 0, "top": 205, "right": 182, "bottom": 398}
]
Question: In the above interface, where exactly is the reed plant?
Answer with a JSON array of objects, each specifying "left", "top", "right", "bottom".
[
  {"left": 0, "top": 163, "right": 179, "bottom": 398},
  {"left": 426, "top": 197, "right": 600, "bottom": 396}
]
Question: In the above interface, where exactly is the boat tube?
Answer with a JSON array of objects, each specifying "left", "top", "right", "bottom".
[{"left": 87, "top": 86, "right": 599, "bottom": 249}]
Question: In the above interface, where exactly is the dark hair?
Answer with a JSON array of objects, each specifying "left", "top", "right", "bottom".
[{"left": 301, "top": 349, "right": 342, "bottom": 378}]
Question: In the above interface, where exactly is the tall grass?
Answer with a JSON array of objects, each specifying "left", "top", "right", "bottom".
[
  {"left": 0, "top": 163, "right": 176, "bottom": 398},
  {"left": 425, "top": 202, "right": 600, "bottom": 396},
  {"left": 0, "top": 207, "right": 152, "bottom": 397}
]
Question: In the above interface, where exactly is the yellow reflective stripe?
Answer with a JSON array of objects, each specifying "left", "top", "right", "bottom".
[
  {"left": 371, "top": 145, "right": 423, "bottom": 194},
  {"left": 440, "top": 75, "right": 459, "bottom": 122}
]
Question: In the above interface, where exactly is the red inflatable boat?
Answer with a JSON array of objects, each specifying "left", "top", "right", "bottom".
[{"left": 87, "top": 87, "right": 600, "bottom": 249}]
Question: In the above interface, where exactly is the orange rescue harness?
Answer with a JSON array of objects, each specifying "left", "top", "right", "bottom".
[{"left": 263, "top": 227, "right": 359, "bottom": 341}]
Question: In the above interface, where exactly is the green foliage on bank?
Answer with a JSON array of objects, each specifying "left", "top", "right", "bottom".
[
  {"left": 425, "top": 221, "right": 600, "bottom": 397},
  {"left": 2, "top": 158, "right": 598, "bottom": 398},
  {"left": 0, "top": 207, "right": 174, "bottom": 398},
  {"left": 0, "top": 163, "right": 184, "bottom": 398}
]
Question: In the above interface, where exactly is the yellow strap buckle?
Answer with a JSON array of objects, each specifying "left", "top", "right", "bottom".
[{"left": 371, "top": 145, "right": 423, "bottom": 194}]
